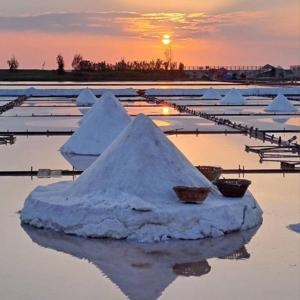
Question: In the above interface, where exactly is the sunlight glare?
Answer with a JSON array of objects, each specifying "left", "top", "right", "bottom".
[
  {"left": 162, "top": 34, "right": 171, "bottom": 45},
  {"left": 162, "top": 106, "right": 170, "bottom": 115}
]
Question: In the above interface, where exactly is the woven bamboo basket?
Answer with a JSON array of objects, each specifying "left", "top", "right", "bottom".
[
  {"left": 215, "top": 179, "right": 251, "bottom": 198},
  {"left": 173, "top": 186, "right": 210, "bottom": 204},
  {"left": 196, "top": 166, "right": 223, "bottom": 181}
]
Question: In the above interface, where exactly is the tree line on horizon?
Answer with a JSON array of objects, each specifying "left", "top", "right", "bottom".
[{"left": 6, "top": 52, "right": 185, "bottom": 74}]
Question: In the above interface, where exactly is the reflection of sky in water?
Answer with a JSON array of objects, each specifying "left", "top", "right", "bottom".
[
  {"left": 0, "top": 96, "right": 18, "bottom": 101},
  {"left": 7, "top": 102, "right": 179, "bottom": 116},
  {"left": 23, "top": 102, "right": 75, "bottom": 107},
  {"left": 0, "top": 101, "right": 13, "bottom": 106},
  {"left": 125, "top": 106, "right": 178, "bottom": 115},
  {"left": 153, "top": 120, "right": 170, "bottom": 127},
  {"left": 196, "top": 121, "right": 216, "bottom": 126},
  {"left": 0, "top": 82, "right": 276, "bottom": 90},
  {"left": 2, "top": 98, "right": 299, "bottom": 134},
  {"left": 25, "top": 119, "right": 79, "bottom": 128},
  {"left": 0, "top": 134, "right": 286, "bottom": 171},
  {"left": 226, "top": 115, "right": 300, "bottom": 131}
]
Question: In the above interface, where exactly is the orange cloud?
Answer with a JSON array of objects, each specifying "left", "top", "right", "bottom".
[{"left": 0, "top": 6, "right": 298, "bottom": 68}]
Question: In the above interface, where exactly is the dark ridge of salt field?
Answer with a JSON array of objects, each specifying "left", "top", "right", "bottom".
[{"left": 0, "top": 83, "right": 299, "bottom": 300}]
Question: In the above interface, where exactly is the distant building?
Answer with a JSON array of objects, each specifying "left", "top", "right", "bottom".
[
  {"left": 290, "top": 65, "right": 300, "bottom": 78},
  {"left": 184, "top": 64, "right": 299, "bottom": 81},
  {"left": 251, "top": 64, "right": 298, "bottom": 80}
]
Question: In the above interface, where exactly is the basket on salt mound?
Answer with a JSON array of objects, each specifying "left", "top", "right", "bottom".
[
  {"left": 196, "top": 166, "right": 223, "bottom": 182},
  {"left": 172, "top": 261, "right": 211, "bottom": 277},
  {"left": 215, "top": 179, "right": 251, "bottom": 198},
  {"left": 173, "top": 186, "right": 210, "bottom": 204},
  {"left": 21, "top": 114, "right": 262, "bottom": 242}
]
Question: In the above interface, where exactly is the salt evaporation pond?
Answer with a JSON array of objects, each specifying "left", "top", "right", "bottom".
[{"left": 0, "top": 84, "right": 299, "bottom": 300}]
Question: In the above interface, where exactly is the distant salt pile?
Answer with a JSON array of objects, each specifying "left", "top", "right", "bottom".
[
  {"left": 221, "top": 89, "right": 246, "bottom": 105},
  {"left": 61, "top": 92, "right": 131, "bottom": 155},
  {"left": 26, "top": 87, "right": 36, "bottom": 97},
  {"left": 201, "top": 87, "right": 222, "bottom": 100},
  {"left": 76, "top": 88, "right": 98, "bottom": 106},
  {"left": 265, "top": 94, "right": 296, "bottom": 112},
  {"left": 21, "top": 114, "right": 262, "bottom": 242}
]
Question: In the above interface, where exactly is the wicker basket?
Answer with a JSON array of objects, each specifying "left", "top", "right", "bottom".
[
  {"left": 219, "top": 246, "right": 250, "bottom": 260},
  {"left": 196, "top": 166, "right": 223, "bottom": 181},
  {"left": 173, "top": 186, "right": 210, "bottom": 204},
  {"left": 215, "top": 179, "right": 251, "bottom": 198},
  {"left": 172, "top": 261, "right": 211, "bottom": 277}
]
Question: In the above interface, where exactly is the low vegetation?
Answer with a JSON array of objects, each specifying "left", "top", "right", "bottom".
[{"left": 0, "top": 53, "right": 188, "bottom": 81}]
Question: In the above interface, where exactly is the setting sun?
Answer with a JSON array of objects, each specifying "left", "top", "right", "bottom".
[{"left": 162, "top": 34, "right": 171, "bottom": 45}]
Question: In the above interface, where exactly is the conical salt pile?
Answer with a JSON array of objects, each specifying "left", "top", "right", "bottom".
[
  {"left": 26, "top": 87, "right": 36, "bottom": 97},
  {"left": 70, "top": 114, "right": 211, "bottom": 203},
  {"left": 79, "top": 92, "right": 117, "bottom": 125},
  {"left": 201, "top": 87, "right": 222, "bottom": 100},
  {"left": 221, "top": 89, "right": 246, "bottom": 105},
  {"left": 265, "top": 94, "right": 296, "bottom": 112},
  {"left": 61, "top": 92, "right": 131, "bottom": 155},
  {"left": 21, "top": 114, "right": 262, "bottom": 242},
  {"left": 76, "top": 88, "right": 98, "bottom": 106}
]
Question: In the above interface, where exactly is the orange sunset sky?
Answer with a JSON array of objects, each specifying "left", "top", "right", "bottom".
[{"left": 0, "top": 0, "right": 299, "bottom": 69}]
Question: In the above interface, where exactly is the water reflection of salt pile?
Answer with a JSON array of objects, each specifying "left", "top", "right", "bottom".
[
  {"left": 272, "top": 117, "right": 290, "bottom": 124},
  {"left": 78, "top": 107, "right": 89, "bottom": 117},
  {"left": 61, "top": 152, "right": 97, "bottom": 171},
  {"left": 22, "top": 225, "right": 259, "bottom": 300}
]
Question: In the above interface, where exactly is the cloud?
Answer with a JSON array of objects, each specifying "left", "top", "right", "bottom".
[{"left": 0, "top": 10, "right": 266, "bottom": 40}]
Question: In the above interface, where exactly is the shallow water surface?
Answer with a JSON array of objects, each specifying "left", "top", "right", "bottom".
[
  {"left": 0, "top": 90, "right": 299, "bottom": 300},
  {"left": 0, "top": 173, "right": 299, "bottom": 300}
]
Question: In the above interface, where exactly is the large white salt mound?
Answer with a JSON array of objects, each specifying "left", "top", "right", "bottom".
[
  {"left": 221, "top": 89, "right": 246, "bottom": 105},
  {"left": 201, "top": 87, "right": 222, "bottom": 100},
  {"left": 21, "top": 115, "right": 262, "bottom": 242},
  {"left": 265, "top": 94, "right": 296, "bottom": 112},
  {"left": 21, "top": 114, "right": 262, "bottom": 242},
  {"left": 68, "top": 114, "right": 212, "bottom": 202},
  {"left": 60, "top": 92, "right": 131, "bottom": 155},
  {"left": 76, "top": 88, "right": 98, "bottom": 106}
]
